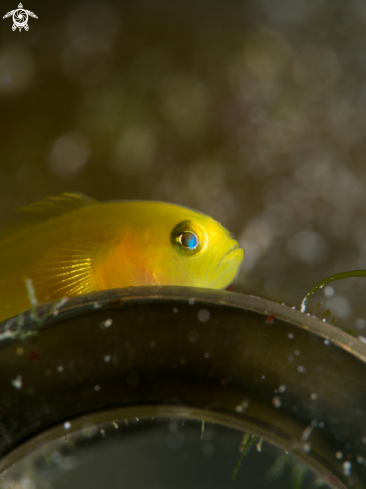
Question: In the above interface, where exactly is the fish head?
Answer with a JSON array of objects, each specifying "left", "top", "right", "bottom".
[{"left": 145, "top": 203, "right": 244, "bottom": 289}]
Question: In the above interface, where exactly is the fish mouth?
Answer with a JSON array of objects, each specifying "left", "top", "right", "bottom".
[
  {"left": 215, "top": 242, "right": 242, "bottom": 272},
  {"left": 205, "top": 241, "right": 244, "bottom": 289}
]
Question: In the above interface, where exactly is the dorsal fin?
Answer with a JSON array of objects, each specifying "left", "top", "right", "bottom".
[
  {"left": 15, "top": 192, "right": 98, "bottom": 222},
  {"left": 0, "top": 193, "right": 98, "bottom": 238}
]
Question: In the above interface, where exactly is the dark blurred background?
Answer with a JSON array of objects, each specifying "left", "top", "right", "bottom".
[{"left": 1, "top": 0, "right": 366, "bottom": 332}]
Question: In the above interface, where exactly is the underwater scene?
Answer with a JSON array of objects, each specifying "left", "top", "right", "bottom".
[{"left": 1, "top": 0, "right": 366, "bottom": 487}]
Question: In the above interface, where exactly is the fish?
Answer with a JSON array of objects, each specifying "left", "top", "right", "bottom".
[{"left": 0, "top": 193, "right": 244, "bottom": 322}]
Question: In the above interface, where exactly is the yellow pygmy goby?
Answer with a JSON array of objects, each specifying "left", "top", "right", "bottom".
[{"left": 0, "top": 193, "right": 244, "bottom": 322}]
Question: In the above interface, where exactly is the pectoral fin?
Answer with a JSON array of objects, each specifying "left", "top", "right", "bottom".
[{"left": 29, "top": 240, "right": 104, "bottom": 303}]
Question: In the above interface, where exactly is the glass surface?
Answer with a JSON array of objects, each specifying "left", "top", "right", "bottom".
[{"left": 2, "top": 417, "right": 330, "bottom": 489}]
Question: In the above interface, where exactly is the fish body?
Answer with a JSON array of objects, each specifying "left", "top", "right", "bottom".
[{"left": 0, "top": 193, "right": 244, "bottom": 321}]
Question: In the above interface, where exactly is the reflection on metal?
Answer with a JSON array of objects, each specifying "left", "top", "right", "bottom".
[
  {"left": 0, "top": 286, "right": 365, "bottom": 487},
  {"left": 1, "top": 416, "right": 325, "bottom": 488}
]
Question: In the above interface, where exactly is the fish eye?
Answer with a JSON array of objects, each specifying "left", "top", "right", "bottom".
[
  {"left": 179, "top": 231, "right": 199, "bottom": 250},
  {"left": 170, "top": 220, "right": 206, "bottom": 255}
]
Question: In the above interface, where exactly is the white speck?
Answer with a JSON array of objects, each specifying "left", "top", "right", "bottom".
[
  {"left": 297, "top": 365, "right": 306, "bottom": 373},
  {"left": 203, "top": 352, "right": 210, "bottom": 359},
  {"left": 198, "top": 309, "right": 210, "bottom": 322},
  {"left": 235, "top": 400, "right": 249, "bottom": 412},
  {"left": 292, "top": 306, "right": 296, "bottom": 310},
  {"left": 64, "top": 421, "right": 71, "bottom": 430},
  {"left": 303, "top": 443, "right": 311, "bottom": 453},
  {"left": 272, "top": 396, "right": 282, "bottom": 408},
  {"left": 319, "top": 421, "right": 325, "bottom": 428},
  {"left": 343, "top": 461, "right": 351, "bottom": 476},
  {"left": 357, "top": 456, "right": 364, "bottom": 464},
  {"left": 322, "top": 319, "right": 326, "bottom": 322},
  {"left": 358, "top": 336, "right": 366, "bottom": 345},
  {"left": 53, "top": 309, "right": 59, "bottom": 316},
  {"left": 324, "top": 285, "right": 334, "bottom": 298},
  {"left": 57, "top": 365, "right": 64, "bottom": 372},
  {"left": 336, "top": 451, "right": 343, "bottom": 459},
  {"left": 173, "top": 308, "right": 179, "bottom": 313},
  {"left": 307, "top": 313, "right": 311, "bottom": 316},
  {"left": 302, "top": 420, "right": 318, "bottom": 441},
  {"left": 94, "top": 385, "right": 100, "bottom": 391},
  {"left": 188, "top": 298, "right": 195, "bottom": 305},
  {"left": 100, "top": 429, "right": 105, "bottom": 437},
  {"left": 112, "top": 420, "right": 119, "bottom": 429},
  {"left": 288, "top": 333, "right": 294, "bottom": 339},
  {"left": 324, "top": 339, "right": 330, "bottom": 345},
  {"left": 12, "top": 375, "right": 22, "bottom": 389},
  {"left": 99, "top": 318, "right": 113, "bottom": 329},
  {"left": 261, "top": 374, "right": 266, "bottom": 379},
  {"left": 356, "top": 318, "right": 366, "bottom": 330},
  {"left": 104, "top": 354, "right": 111, "bottom": 362},
  {"left": 150, "top": 341, "right": 156, "bottom": 348},
  {"left": 294, "top": 350, "right": 300, "bottom": 356},
  {"left": 93, "top": 302, "right": 101, "bottom": 309},
  {"left": 310, "top": 393, "right": 317, "bottom": 400},
  {"left": 279, "top": 384, "right": 286, "bottom": 393}
]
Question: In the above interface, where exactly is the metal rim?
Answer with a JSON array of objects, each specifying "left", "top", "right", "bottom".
[{"left": 0, "top": 286, "right": 365, "bottom": 488}]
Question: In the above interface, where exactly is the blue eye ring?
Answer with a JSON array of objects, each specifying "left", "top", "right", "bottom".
[
  {"left": 179, "top": 231, "right": 199, "bottom": 250},
  {"left": 170, "top": 220, "right": 206, "bottom": 256}
]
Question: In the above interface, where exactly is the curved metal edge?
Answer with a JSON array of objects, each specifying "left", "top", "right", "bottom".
[
  {"left": 0, "top": 405, "right": 346, "bottom": 489},
  {"left": 1, "top": 286, "right": 365, "bottom": 363}
]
